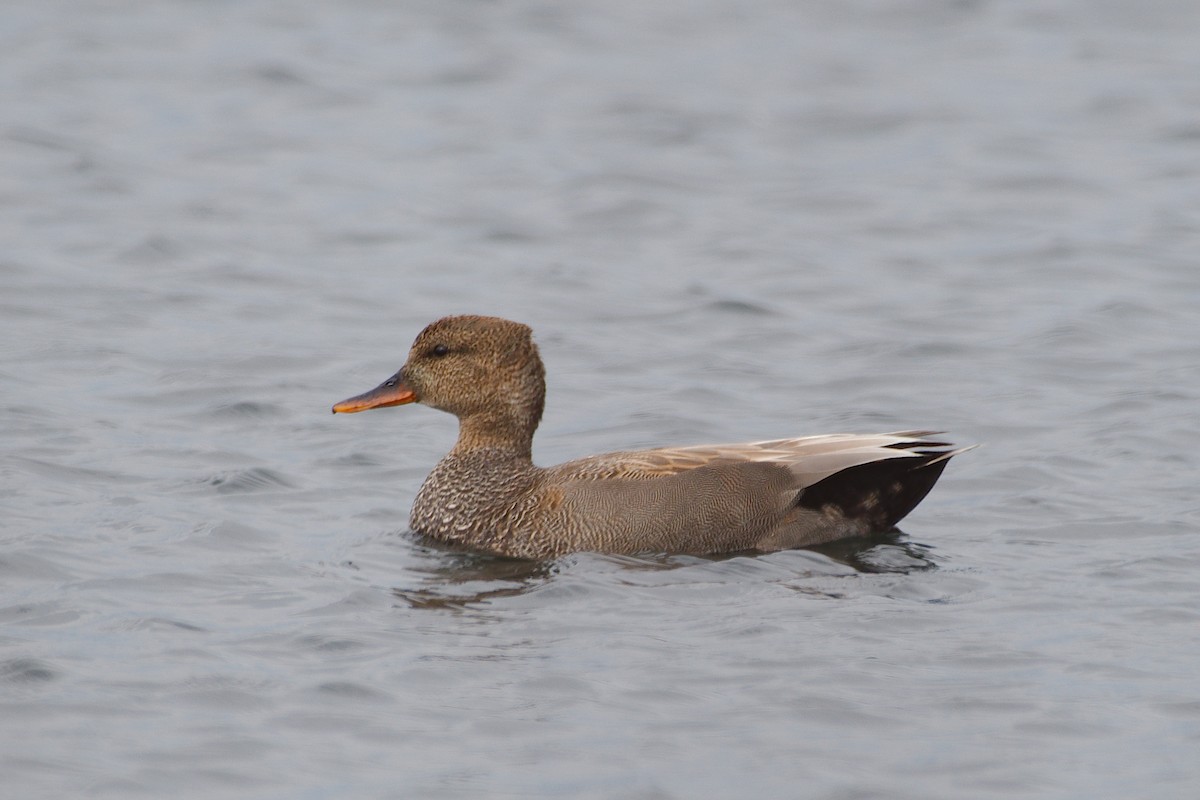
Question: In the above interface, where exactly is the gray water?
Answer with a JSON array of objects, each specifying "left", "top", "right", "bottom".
[{"left": 3, "top": 1, "right": 1200, "bottom": 797}]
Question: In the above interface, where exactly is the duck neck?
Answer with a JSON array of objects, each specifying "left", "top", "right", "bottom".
[
  {"left": 446, "top": 360, "right": 545, "bottom": 462},
  {"left": 451, "top": 412, "right": 536, "bottom": 461}
]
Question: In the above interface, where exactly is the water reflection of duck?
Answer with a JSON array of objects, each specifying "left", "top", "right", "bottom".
[{"left": 334, "top": 315, "right": 972, "bottom": 560}]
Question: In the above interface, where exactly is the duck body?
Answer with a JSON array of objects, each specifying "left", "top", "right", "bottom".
[{"left": 333, "top": 315, "right": 971, "bottom": 559}]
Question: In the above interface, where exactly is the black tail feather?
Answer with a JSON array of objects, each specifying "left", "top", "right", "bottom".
[{"left": 796, "top": 453, "right": 952, "bottom": 530}]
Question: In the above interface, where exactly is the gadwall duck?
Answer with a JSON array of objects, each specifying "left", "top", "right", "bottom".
[{"left": 333, "top": 315, "right": 971, "bottom": 559}]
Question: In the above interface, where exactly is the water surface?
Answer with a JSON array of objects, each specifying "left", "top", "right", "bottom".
[{"left": 3, "top": 1, "right": 1200, "bottom": 798}]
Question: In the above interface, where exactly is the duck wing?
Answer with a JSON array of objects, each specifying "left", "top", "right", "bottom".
[{"left": 551, "top": 430, "right": 967, "bottom": 489}]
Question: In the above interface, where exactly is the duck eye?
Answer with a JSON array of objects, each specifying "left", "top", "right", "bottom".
[{"left": 430, "top": 344, "right": 450, "bottom": 358}]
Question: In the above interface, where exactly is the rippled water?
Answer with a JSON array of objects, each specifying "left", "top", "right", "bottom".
[{"left": 4, "top": 1, "right": 1200, "bottom": 797}]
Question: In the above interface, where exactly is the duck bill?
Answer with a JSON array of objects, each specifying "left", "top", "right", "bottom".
[{"left": 331, "top": 371, "right": 417, "bottom": 414}]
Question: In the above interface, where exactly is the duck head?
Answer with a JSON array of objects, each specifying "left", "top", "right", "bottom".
[{"left": 332, "top": 315, "right": 547, "bottom": 448}]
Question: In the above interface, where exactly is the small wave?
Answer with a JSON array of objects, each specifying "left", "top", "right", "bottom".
[
  {"left": 200, "top": 467, "right": 295, "bottom": 495},
  {"left": 208, "top": 401, "right": 284, "bottom": 420},
  {"left": 1, "top": 658, "right": 58, "bottom": 684}
]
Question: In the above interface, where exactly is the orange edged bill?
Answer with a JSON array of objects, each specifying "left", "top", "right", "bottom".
[{"left": 332, "top": 371, "right": 416, "bottom": 414}]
